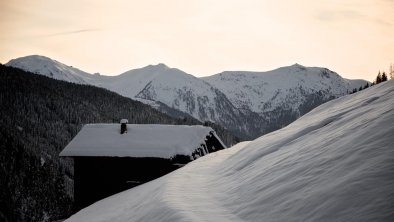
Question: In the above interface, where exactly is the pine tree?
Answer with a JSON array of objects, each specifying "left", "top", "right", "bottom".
[
  {"left": 381, "top": 72, "right": 388, "bottom": 82},
  {"left": 376, "top": 71, "right": 382, "bottom": 84}
]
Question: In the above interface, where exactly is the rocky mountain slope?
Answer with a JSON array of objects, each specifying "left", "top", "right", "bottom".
[
  {"left": 203, "top": 64, "right": 369, "bottom": 133},
  {"left": 101, "top": 64, "right": 250, "bottom": 137},
  {"left": 204, "top": 64, "right": 358, "bottom": 114}
]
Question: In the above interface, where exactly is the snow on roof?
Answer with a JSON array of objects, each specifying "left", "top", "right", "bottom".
[
  {"left": 60, "top": 124, "right": 215, "bottom": 158},
  {"left": 120, "top": 119, "right": 128, "bottom": 124}
]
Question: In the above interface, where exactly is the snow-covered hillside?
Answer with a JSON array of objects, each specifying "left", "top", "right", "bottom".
[
  {"left": 6, "top": 55, "right": 106, "bottom": 85},
  {"left": 101, "top": 64, "right": 246, "bottom": 131},
  {"left": 6, "top": 55, "right": 368, "bottom": 139},
  {"left": 65, "top": 80, "right": 394, "bottom": 222},
  {"left": 203, "top": 64, "right": 366, "bottom": 115}
]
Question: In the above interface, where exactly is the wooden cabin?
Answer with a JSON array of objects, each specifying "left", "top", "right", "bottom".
[{"left": 59, "top": 123, "right": 226, "bottom": 211}]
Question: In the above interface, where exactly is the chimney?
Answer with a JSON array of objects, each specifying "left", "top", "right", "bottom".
[{"left": 120, "top": 119, "right": 128, "bottom": 134}]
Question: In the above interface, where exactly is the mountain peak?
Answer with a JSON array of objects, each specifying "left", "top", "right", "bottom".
[
  {"left": 7, "top": 54, "right": 53, "bottom": 64},
  {"left": 146, "top": 63, "right": 169, "bottom": 69},
  {"left": 6, "top": 55, "right": 97, "bottom": 85},
  {"left": 157, "top": 63, "right": 168, "bottom": 68},
  {"left": 289, "top": 63, "right": 305, "bottom": 68}
]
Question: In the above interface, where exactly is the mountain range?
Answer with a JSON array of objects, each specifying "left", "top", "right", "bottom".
[{"left": 6, "top": 55, "right": 368, "bottom": 139}]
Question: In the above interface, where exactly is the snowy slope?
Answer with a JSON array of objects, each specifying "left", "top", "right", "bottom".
[
  {"left": 347, "top": 78, "right": 369, "bottom": 90},
  {"left": 101, "top": 64, "right": 248, "bottom": 134},
  {"left": 6, "top": 55, "right": 106, "bottom": 85},
  {"left": 65, "top": 80, "right": 394, "bottom": 222},
  {"left": 102, "top": 64, "right": 168, "bottom": 98},
  {"left": 203, "top": 64, "right": 367, "bottom": 114}
]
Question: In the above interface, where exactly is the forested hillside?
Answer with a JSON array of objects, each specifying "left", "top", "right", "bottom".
[{"left": 0, "top": 65, "right": 238, "bottom": 222}]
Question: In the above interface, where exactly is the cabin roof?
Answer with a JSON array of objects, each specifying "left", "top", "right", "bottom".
[{"left": 60, "top": 124, "right": 225, "bottom": 158}]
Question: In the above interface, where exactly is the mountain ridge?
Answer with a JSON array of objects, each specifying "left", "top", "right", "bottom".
[{"left": 6, "top": 55, "right": 369, "bottom": 139}]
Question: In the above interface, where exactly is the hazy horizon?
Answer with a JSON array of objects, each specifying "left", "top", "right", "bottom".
[{"left": 1, "top": 0, "right": 393, "bottom": 81}]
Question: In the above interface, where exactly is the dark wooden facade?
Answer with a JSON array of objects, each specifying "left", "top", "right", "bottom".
[{"left": 74, "top": 157, "right": 179, "bottom": 211}]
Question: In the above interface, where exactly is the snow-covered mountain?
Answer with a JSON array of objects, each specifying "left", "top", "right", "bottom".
[
  {"left": 64, "top": 80, "right": 394, "bottom": 222},
  {"left": 204, "top": 64, "right": 366, "bottom": 120},
  {"left": 203, "top": 64, "right": 360, "bottom": 113},
  {"left": 6, "top": 55, "right": 368, "bottom": 139},
  {"left": 101, "top": 64, "right": 248, "bottom": 135},
  {"left": 6, "top": 55, "right": 106, "bottom": 85}
]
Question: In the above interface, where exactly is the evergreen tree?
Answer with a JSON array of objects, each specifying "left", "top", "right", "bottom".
[
  {"left": 381, "top": 72, "right": 388, "bottom": 82},
  {"left": 363, "top": 83, "right": 369, "bottom": 89},
  {"left": 376, "top": 71, "right": 382, "bottom": 84}
]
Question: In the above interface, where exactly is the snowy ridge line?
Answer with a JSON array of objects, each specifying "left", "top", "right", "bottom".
[
  {"left": 203, "top": 64, "right": 365, "bottom": 114},
  {"left": 65, "top": 80, "right": 394, "bottom": 221},
  {"left": 6, "top": 55, "right": 368, "bottom": 140}
]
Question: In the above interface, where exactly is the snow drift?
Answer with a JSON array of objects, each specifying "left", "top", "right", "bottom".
[{"left": 66, "top": 80, "right": 394, "bottom": 221}]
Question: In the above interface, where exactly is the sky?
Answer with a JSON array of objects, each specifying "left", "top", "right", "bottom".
[{"left": 0, "top": 0, "right": 393, "bottom": 80}]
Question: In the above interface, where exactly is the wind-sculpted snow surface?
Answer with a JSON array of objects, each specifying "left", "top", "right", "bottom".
[{"left": 66, "top": 80, "right": 394, "bottom": 221}]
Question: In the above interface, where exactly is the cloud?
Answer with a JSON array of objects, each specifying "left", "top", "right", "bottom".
[
  {"left": 373, "top": 18, "right": 393, "bottom": 27},
  {"left": 315, "top": 9, "right": 364, "bottom": 22},
  {"left": 315, "top": 8, "right": 393, "bottom": 27},
  {"left": 40, "top": 28, "right": 102, "bottom": 37}
]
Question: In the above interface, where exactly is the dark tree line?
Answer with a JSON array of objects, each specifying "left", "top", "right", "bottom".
[
  {"left": 350, "top": 82, "right": 371, "bottom": 94},
  {"left": 0, "top": 65, "right": 238, "bottom": 221},
  {"left": 374, "top": 71, "right": 388, "bottom": 85},
  {"left": 349, "top": 66, "right": 392, "bottom": 94}
]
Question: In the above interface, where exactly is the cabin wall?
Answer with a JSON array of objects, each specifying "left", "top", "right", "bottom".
[
  {"left": 206, "top": 132, "right": 226, "bottom": 152},
  {"left": 74, "top": 157, "right": 179, "bottom": 211}
]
